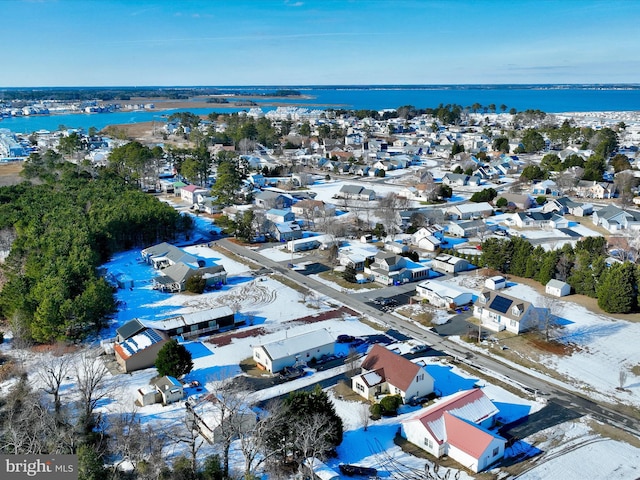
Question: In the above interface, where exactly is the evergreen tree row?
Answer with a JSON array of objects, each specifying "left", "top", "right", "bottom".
[
  {"left": 479, "top": 236, "right": 639, "bottom": 314},
  {"left": 0, "top": 157, "right": 192, "bottom": 343}
]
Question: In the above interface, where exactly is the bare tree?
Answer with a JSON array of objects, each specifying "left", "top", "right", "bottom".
[
  {"left": 378, "top": 193, "right": 409, "bottom": 240},
  {"left": 345, "top": 347, "right": 360, "bottom": 378},
  {"left": 619, "top": 368, "right": 629, "bottom": 389},
  {"left": 75, "top": 348, "right": 112, "bottom": 432},
  {"left": 167, "top": 411, "right": 206, "bottom": 477},
  {"left": 358, "top": 403, "right": 371, "bottom": 432},
  {"left": 37, "top": 345, "right": 72, "bottom": 419},
  {"left": 614, "top": 171, "right": 637, "bottom": 207},
  {"left": 534, "top": 295, "right": 560, "bottom": 342},
  {"left": 297, "top": 413, "right": 336, "bottom": 468}
]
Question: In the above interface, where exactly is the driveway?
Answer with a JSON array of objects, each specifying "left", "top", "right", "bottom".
[{"left": 431, "top": 311, "right": 477, "bottom": 337}]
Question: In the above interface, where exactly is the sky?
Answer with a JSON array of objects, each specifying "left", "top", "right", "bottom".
[{"left": 1, "top": 0, "right": 639, "bottom": 87}]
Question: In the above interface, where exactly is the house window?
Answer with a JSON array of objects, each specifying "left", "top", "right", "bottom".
[
  {"left": 493, "top": 447, "right": 499, "bottom": 457},
  {"left": 356, "top": 383, "right": 365, "bottom": 392},
  {"left": 255, "top": 352, "right": 260, "bottom": 359},
  {"left": 511, "top": 307, "right": 520, "bottom": 317},
  {"left": 510, "top": 320, "right": 517, "bottom": 327},
  {"left": 416, "top": 374, "right": 424, "bottom": 382},
  {"left": 424, "top": 438, "right": 433, "bottom": 449}
]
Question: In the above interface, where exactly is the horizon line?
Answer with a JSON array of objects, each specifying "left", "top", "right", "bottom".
[{"left": 2, "top": 83, "right": 640, "bottom": 90}]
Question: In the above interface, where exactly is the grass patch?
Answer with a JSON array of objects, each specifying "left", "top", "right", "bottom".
[
  {"left": 587, "top": 418, "right": 640, "bottom": 448},
  {"left": 331, "top": 379, "right": 367, "bottom": 403},
  {"left": 396, "top": 306, "right": 434, "bottom": 327},
  {"left": 358, "top": 316, "right": 387, "bottom": 332}
]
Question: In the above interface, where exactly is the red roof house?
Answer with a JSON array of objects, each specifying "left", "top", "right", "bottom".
[{"left": 401, "top": 389, "right": 506, "bottom": 473}]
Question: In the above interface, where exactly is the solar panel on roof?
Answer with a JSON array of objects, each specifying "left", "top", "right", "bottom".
[
  {"left": 146, "top": 329, "right": 162, "bottom": 343},
  {"left": 489, "top": 295, "right": 513, "bottom": 314}
]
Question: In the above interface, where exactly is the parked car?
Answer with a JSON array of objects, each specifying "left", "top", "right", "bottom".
[
  {"left": 337, "top": 334, "right": 356, "bottom": 344},
  {"left": 339, "top": 464, "right": 378, "bottom": 477},
  {"left": 409, "top": 344, "right": 430, "bottom": 354}
]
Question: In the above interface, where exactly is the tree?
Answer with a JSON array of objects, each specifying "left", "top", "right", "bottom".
[
  {"left": 495, "top": 197, "right": 508, "bottom": 209},
  {"left": 610, "top": 154, "right": 631, "bottom": 173},
  {"left": 520, "top": 164, "right": 546, "bottom": 182},
  {"left": 76, "top": 348, "right": 112, "bottom": 433},
  {"left": 583, "top": 154, "right": 606, "bottom": 181},
  {"left": 77, "top": 443, "right": 107, "bottom": 480},
  {"left": 541, "top": 153, "right": 562, "bottom": 172},
  {"left": 597, "top": 262, "right": 636, "bottom": 313},
  {"left": 343, "top": 264, "right": 357, "bottom": 283},
  {"left": 492, "top": 136, "right": 510, "bottom": 153},
  {"left": 156, "top": 339, "right": 193, "bottom": 378},
  {"left": 614, "top": 171, "right": 638, "bottom": 207},
  {"left": 470, "top": 188, "right": 497, "bottom": 203},
  {"left": 185, "top": 273, "right": 206, "bottom": 294},
  {"left": 58, "top": 132, "right": 83, "bottom": 157},
  {"left": 521, "top": 129, "right": 545, "bottom": 153},
  {"left": 211, "top": 156, "right": 242, "bottom": 206},
  {"left": 37, "top": 346, "right": 72, "bottom": 419}
]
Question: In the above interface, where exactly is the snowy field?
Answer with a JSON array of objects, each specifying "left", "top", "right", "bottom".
[{"left": 446, "top": 275, "right": 640, "bottom": 409}]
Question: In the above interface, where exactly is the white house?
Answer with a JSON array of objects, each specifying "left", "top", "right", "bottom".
[
  {"left": 186, "top": 394, "right": 257, "bottom": 444},
  {"left": 431, "top": 254, "right": 469, "bottom": 274},
  {"left": 253, "top": 329, "right": 335, "bottom": 373},
  {"left": 401, "top": 389, "right": 506, "bottom": 473},
  {"left": 180, "top": 184, "right": 210, "bottom": 205},
  {"left": 410, "top": 227, "right": 442, "bottom": 251},
  {"left": 352, "top": 345, "right": 434, "bottom": 403},
  {"left": 154, "top": 376, "right": 184, "bottom": 405},
  {"left": 473, "top": 289, "right": 535, "bottom": 334},
  {"left": 415, "top": 280, "right": 474, "bottom": 309},
  {"left": 545, "top": 279, "right": 571, "bottom": 297},
  {"left": 447, "top": 202, "right": 493, "bottom": 220}
]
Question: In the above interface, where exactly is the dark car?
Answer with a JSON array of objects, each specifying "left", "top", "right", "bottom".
[
  {"left": 337, "top": 334, "right": 356, "bottom": 344},
  {"left": 339, "top": 464, "right": 378, "bottom": 477},
  {"left": 409, "top": 344, "right": 430, "bottom": 354}
]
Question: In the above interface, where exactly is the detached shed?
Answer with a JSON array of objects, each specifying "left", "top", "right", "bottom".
[
  {"left": 303, "top": 458, "right": 340, "bottom": 480},
  {"left": 546, "top": 279, "right": 571, "bottom": 297},
  {"left": 485, "top": 276, "right": 507, "bottom": 290}
]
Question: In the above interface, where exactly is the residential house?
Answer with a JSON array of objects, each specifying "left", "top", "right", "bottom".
[
  {"left": 545, "top": 279, "right": 571, "bottom": 297},
  {"left": 335, "top": 184, "right": 376, "bottom": 201},
  {"left": 252, "top": 329, "right": 335, "bottom": 374},
  {"left": 513, "top": 211, "right": 568, "bottom": 229},
  {"left": 384, "top": 241, "right": 409, "bottom": 255},
  {"left": 181, "top": 184, "right": 210, "bottom": 205},
  {"left": 447, "top": 202, "right": 493, "bottom": 220},
  {"left": 575, "top": 180, "right": 616, "bottom": 199},
  {"left": 148, "top": 306, "right": 237, "bottom": 339},
  {"left": 410, "top": 227, "right": 442, "bottom": 251},
  {"left": 248, "top": 173, "right": 266, "bottom": 187},
  {"left": 152, "top": 262, "right": 227, "bottom": 293},
  {"left": 254, "top": 191, "right": 293, "bottom": 209},
  {"left": 265, "top": 208, "right": 295, "bottom": 223},
  {"left": 291, "top": 199, "right": 335, "bottom": 221},
  {"left": 401, "top": 389, "right": 506, "bottom": 473},
  {"left": 498, "top": 192, "right": 536, "bottom": 210},
  {"left": 542, "top": 196, "right": 580, "bottom": 215},
  {"left": 447, "top": 219, "right": 486, "bottom": 238},
  {"left": 352, "top": 344, "right": 434, "bottom": 403},
  {"left": 365, "top": 251, "right": 430, "bottom": 285},
  {"left": 431, "top": 254, "right": 469, "bottom": 274},
  {"left": 269, "top": 221, "right": 303, "bottom": 242},
  {"left": 415, "top": 280, "right": 474, "bottom": 309},
  {"left": 473, "top": 288, "right": 536, "bottom": 334},
  {"left": 114, "top": 327, "right": 169, "bottom": 373},
  {"left": 531, "top": 179, "right": 561, "bottom": 197},
  {"left": 442, "top": 173, "right": 470, "bottom": 187},
  {"left": 592, "top": 205, "right": 640, "bottom": 232}
]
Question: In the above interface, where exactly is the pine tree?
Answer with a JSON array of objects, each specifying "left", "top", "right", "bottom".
[
  {"left": 597, "top": 262, "right": 637, "bottom": 313},
  {"left": 155, "top": 339, "right": 193, "bottom": 378}
]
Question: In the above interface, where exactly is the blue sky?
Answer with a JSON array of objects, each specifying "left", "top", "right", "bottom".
[{"left": 1, "top": 0, "right": 639, "bottom": 87}]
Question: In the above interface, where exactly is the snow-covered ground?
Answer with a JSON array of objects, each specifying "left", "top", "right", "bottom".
[{"left": 445, "top": 274, "right": 640, "bottom": 409}]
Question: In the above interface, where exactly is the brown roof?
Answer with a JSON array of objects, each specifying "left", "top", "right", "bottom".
[{"left": 361, "top": 344, "right": 421, "bottom": 392}]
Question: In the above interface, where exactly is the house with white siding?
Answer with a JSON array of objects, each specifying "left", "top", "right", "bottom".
[
  {"left": 253, "top": 329, "right": 335, "bottom": 374},
  {"left": 401, "top": 389, "right": 506, "bottom": 473},
  {"left": 473, "top": 289, "right": 536, "bottom": 334},
  {"left": 352, "top": 345, "right": 434, "bottom": 403}
]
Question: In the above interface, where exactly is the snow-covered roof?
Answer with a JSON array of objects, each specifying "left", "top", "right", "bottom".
[
  {"left": 257, "top": 328, "right": 335, "bottom": 360},
  {"left": 150, "top": 306, "right": 234, "bottom": 331}
]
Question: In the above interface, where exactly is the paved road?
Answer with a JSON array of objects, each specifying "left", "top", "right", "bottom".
[{"left": 217, "top": 238, "right": 640, "bottom": 438}]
